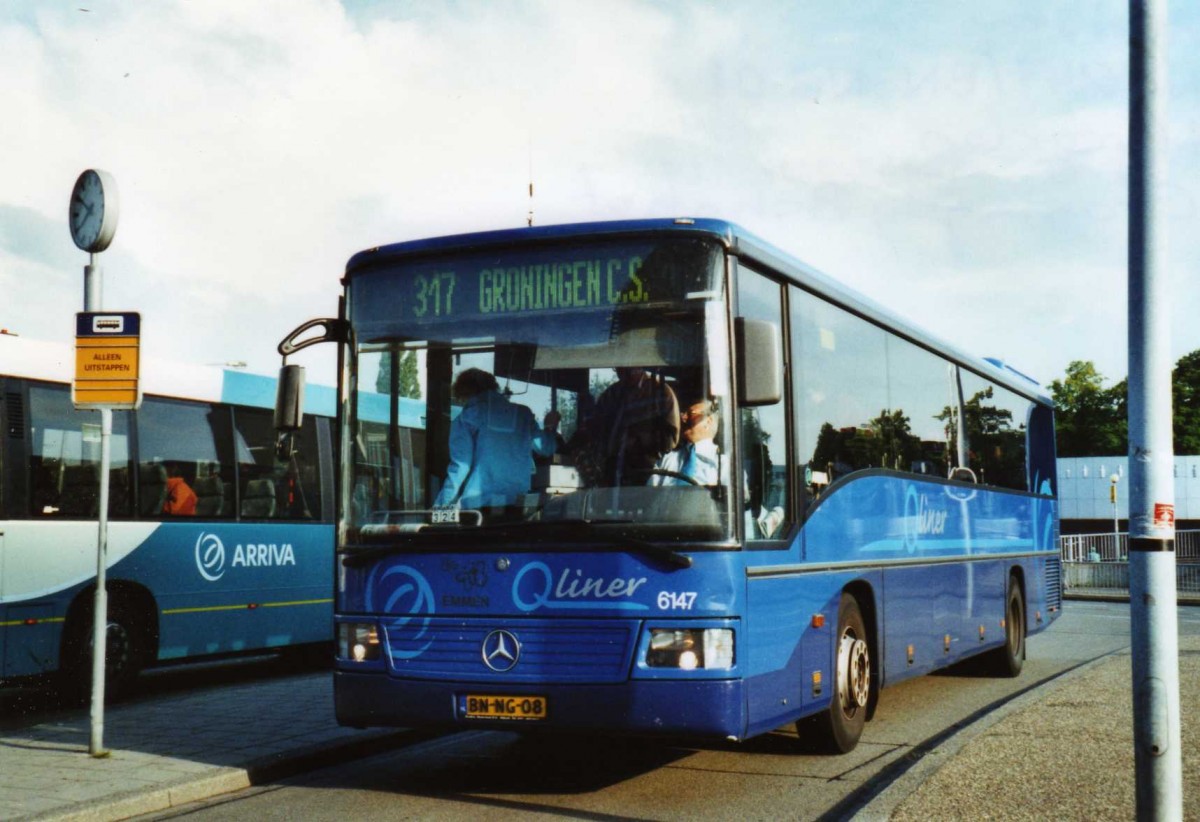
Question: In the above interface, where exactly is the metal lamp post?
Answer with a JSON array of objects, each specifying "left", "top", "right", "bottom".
[{"left": 1110, "top": 473, "right": 1121, "bottom": 556}]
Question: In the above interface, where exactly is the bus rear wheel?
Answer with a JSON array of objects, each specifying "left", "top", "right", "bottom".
[
  {"left": 799, "top": 593, "right": 870, "bottom": 754},
  {"left": 984, "top": 578, "right": 1025, "bottom": 677}
]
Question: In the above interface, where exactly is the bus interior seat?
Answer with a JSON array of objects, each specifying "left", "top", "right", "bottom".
[
  {"left": 139, "top": 463, "right": 168, "bottom": 516},
  {"left": 241, "top": 478, "right": 276, "bottom": 518},
  {"left": 108, "top": 467, "right": 131, "bottom": 516},
  {"left": 193, "top": 475, "right": 225, "bottom": 516},
  {"left": 59, "top": 464, "right": 99, "bottom": 517}
]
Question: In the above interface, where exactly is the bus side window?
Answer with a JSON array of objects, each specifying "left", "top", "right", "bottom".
[
  {"left": 234, "top": 407, "right": 323, "bottom": 520},
  {"left": 136, "top": 398, "right": 233, "bottom": 519},
  {"left": 28, "top": 383, "right": 131, "bottom": 519},
  {"left": 737, "top": 267, "right": 791, "bottom": 541}
]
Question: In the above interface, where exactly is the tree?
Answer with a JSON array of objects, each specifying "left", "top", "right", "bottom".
[
  {"left": 961, "top": 387, "right": 1025, "bottom": 487},
  {"left": 396, "top": 350, "right": 421, "bottom": 399},
  {"left": 1049, "top": 361, "right": 1126, "bottom": 457},
  {"left": 865, "top": 408, "right": 920, "bottom": 471},
  {"left": 1173, "top": 351, "right": 1200, "bottom": 454},
  {"left": 375, "top": 350, "right": 422, "bottom": 399}
]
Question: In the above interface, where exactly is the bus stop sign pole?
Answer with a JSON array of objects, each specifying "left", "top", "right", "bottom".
[
  {"left": 1128, "top": 1, "right": 1183, "bottom": 817},
  {"left": 68, "top": 167, "right": 127, "bottom": 757},
  {"left": 84, "top": 261, "right": 111, "bottom": 758},
  {"left": 73, "top": 306, "right": 142, "bottom": 757}
]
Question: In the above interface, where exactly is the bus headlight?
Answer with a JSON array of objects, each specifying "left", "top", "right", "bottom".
[
  {"left": 337, "top": 622, "right": 381, "bottom": 662},
  {"left": 646, "top": 628, "right": 734, "bottom": 670}
]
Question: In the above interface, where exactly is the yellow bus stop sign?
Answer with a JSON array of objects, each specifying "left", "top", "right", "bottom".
[{"left": 74, "top": 312, "right": 142, "bottom": 410}]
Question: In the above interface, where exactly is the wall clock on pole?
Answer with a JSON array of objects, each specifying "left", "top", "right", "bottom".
[{"left": 69, "top": 169, "right": 119, "bottom": 253}]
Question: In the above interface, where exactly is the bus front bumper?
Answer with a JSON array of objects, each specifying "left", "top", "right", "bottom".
[{"left": 334, "top": 670, "right": 746, "bottom": 741}]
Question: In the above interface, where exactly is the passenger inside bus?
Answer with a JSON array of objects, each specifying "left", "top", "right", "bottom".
[
  {"left": 162, "top": 462, "right": 198, "bottom": 516},
  {"left": 434, "top": 368, "right": 560, "bottom": 509},
  {"left": 569, "top": 367, "right": 679, "bottom": 487}
]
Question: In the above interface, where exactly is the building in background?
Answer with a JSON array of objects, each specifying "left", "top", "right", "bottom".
[{"left": 1057, "top": 456, "right": 1200, "bottom": 534}]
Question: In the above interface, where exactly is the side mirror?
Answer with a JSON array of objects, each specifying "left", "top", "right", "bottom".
[
  {"left": 735, "top": 318, "right": 781, "bottom": 406},
  {"left": 274, "top": 364, "right": 306, "bottom": 433}
]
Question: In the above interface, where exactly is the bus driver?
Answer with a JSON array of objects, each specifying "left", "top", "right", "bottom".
[{"left": 648, "top": 398, "right": 719, "bottom": 486}]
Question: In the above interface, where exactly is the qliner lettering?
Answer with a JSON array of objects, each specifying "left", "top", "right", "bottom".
[{"left": 478, "top": 256, "right": 647, "bottom": 314}]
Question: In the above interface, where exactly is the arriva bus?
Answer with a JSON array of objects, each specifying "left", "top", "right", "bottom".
[
  {"left": 277, "top": 218, "right": 1060, "bottom": 752},
  {"left": 0, "top": 334, "right": 339, "bottom": 695}
]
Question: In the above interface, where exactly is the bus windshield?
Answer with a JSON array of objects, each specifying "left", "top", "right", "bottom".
[{"left": 345, "top": 236, "right": 736, "bottom": 548}]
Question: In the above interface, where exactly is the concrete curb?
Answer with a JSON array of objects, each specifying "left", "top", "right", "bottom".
[
  {"left": 25, "top": 730, "right": 413, "bottom": 822},
  {"left": 846, "top": 652, "right": 1125, "bottom": 821},
  {"left": 1064, "top": 590, "right": 1200, "bottom": 605}
]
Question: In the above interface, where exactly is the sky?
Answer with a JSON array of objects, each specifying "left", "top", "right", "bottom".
[{"left": 1, "top": 1, "right": 1197, "bottom": 392}]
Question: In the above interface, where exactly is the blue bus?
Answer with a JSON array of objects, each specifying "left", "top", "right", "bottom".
[
  {"left": 0, "top": 335, "right": 338, "bottom": 695},
  {"left": 279, "top": 218, "right": 1060, "bottom": 752}
]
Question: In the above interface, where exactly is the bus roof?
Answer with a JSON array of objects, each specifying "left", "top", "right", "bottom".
[
  {"left": 345, "top": 218, "right": 1051, "bottom": 405},
  {"left": 0, "top": 334, "right": 337, "bottom": 417}
]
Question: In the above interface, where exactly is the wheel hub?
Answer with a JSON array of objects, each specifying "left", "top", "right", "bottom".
[
  {"left": 104, "top": 620, "right": 132, "bottom": 676},
  {"left": 837, "top": 634, "right": 870, "bottom": 712}
]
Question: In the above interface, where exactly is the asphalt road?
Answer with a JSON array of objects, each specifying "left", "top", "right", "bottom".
[{"left": 132, "top": 601, "right": 1176, "bottom": 822}]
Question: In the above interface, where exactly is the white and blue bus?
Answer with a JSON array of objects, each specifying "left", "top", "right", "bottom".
[
  {"left": 281, "top": 218, "right": 1060, "bottom": 752},
  {"left": 0, "top": 334, "right": 339, "bottom": 694}
]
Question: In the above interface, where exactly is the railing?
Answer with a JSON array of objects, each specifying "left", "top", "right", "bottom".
[{"left": 1059, "top": 530, "right": 1200, "bottom": 596}]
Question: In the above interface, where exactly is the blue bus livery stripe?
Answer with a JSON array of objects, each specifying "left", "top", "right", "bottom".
[
  {"left": 220, "top": 369, "right": 338, "bottom": 416},
  {"left": 747, "top": 550, "right": 1051, "bottom": 578}
]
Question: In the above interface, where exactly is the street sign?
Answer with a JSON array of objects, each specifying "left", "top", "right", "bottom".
[{"left": 74, "top": 311, "right": 142, "bottom": 409}]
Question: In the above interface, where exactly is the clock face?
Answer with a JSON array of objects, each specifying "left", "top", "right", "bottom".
[{"left": 69, "top": 169, "right": 118, "bottom": 252}]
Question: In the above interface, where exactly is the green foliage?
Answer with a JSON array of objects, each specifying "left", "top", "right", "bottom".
[
  {"left": 864, "top": 408, "right": 918, "bottom": 471},
  {"left": 375, "top": 350, "right": 422, "bottom": 399},
  {"left": 807, "top": 409, "right": 937, "bottom": 476},
  {"left": 961, "top": 387, "right": 1025, "bottom": 487},
  {"left": 397, "top": 350, "right": 421, "bottom": 399},
  {"left": 1048, "top": 351, "right": 1200, "bottom": 456},
  {"left": 1173, "top": 351, "right": 1200, "bottom": 454},
  {"left": 1049, "top": 361, "right": 1126, "bottom": 457}
]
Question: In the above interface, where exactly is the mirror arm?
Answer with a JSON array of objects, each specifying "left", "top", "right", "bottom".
[{"left": 278, "top": 318, "right": 347, "bottom": 361}]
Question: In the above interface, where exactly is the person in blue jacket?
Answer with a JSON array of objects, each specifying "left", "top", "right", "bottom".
[{"left": 434, "top": 368, "right": 560, "bottom": 509}]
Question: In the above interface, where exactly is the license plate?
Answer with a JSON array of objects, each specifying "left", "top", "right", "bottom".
[{"left": 465, "top": 694, "right": 548, "bottom": 721}]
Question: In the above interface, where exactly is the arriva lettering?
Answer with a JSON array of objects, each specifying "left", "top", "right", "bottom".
[{"left": 231, "top": 543, "right": 296, "bottom": 568}]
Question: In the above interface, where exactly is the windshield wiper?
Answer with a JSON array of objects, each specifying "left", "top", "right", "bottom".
[
  {"left": 615, "top": 537, "right": 693, "bottom": 569},
  {"left": 339, "top": 521, "right": 693, "bottom": 570}
]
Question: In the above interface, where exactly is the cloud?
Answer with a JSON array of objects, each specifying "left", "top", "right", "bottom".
[{"left": 0, "top": 0, "right": 1197, "bottom": 391}]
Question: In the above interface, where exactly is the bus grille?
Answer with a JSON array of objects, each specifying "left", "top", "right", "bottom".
[
  {"left": 5, "top": 392, "right": 24, "bottom": 439},
  {"left": 1045, "top": 555, "right": 1062, "bottom": 610},
  {"left": 382, "top": 618, "right": 635, "bottom": 684}
]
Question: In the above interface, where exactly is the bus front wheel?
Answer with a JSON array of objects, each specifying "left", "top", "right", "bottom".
[
  {"left": 61, "top": 595, "right": 146, "bottom": 701},
  {"left": 799, "top": 593, "right": 870, "bottom": 754}
]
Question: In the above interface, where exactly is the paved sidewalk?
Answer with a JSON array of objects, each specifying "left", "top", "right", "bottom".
[
  {"left": 2, "top": 635, "right": 1196, "bottom": 821},
  {"left": 869, "top": 634, "right": 1200, "bottom": 821},
  {"left": 0, "top": 671, "right": 406, "bottom": 821}
]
